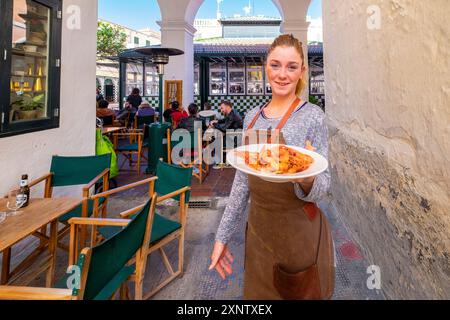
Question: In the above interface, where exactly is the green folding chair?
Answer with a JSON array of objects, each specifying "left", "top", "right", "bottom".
[
  {"left": 29, "top": 154, "right": 111, "bottom": 252},
  {"left": 115, "top": 125, "right": 150, "bottom": 175},
  {"left": 96, "top": 160, "right": 192, "bottom": 299},
  {"left": 0, "top": 180, "right": 158, "bottom": 300}
]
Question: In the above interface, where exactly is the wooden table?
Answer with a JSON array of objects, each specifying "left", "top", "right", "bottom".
[
  {"left": 101, "top": 126, "right": 125, "bottom": 135},
  {"left": 0, "top": 198, "right": 82, "bottom": 287},
  {"left": 102, "top": 126, "right": 125, "bottom": 148}
]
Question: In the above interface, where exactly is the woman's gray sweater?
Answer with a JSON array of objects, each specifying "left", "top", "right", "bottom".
[{"left": 215, "top": 102, "right": 331, "bottom": 244}]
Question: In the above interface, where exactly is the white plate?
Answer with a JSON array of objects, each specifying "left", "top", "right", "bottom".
[{"left": 226, "top": 144, "right": 329, "bottom": 183}]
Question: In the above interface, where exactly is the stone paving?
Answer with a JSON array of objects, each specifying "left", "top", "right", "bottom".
[
  {"left": 109, "top": 166, "right": 386, "bottom": 300},
  {"left": 1, "top": 162, "right": 385, "bottom": 300}
]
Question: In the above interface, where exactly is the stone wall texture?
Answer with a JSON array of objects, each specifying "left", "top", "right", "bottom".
[{"left": 323, "top": 0, "right": 450, "bottom": 299}]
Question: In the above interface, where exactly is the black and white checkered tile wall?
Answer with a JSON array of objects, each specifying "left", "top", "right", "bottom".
[
  {"left": 143, "top": 94, "right": 324, "bottom": 114},
  {"left": 202, "top": 95, "right": 272, "bottom": 114},
  {"left": 143, "top": 96, "right": 160, "bottom": 108}
]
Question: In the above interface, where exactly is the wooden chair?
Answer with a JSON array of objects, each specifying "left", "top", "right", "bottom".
[
  {"left": 0, "top": 179, "right": 158, "bottom": 300},
  {"left": 216, "top": 130, "right": 243, "bottom": 169},
  {"left": 28, "top": 154, "right": 111, "bottom": 253},
  {"left": 96, "top": 160, "right": 192, "bottom": 299},
  {"left": 114, "top": 125, "right": 149, "bottom": 175},
  {"left": 98, "top": 115, "right": 114, "bottom": 127},
  {"left": 134, "top": 115, "right": 155, "bottom": 130},
  {"left": 169, "top": 128, "right": 209, "bottom": 184},
  {"left": 123, "top": 111, "right": 136, "bottom": 129}
]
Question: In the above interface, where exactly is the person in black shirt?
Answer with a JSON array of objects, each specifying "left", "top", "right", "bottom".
[
  {"left": 209, "top": 100, "right": 243, "bottom": 133},
  {"left": 117, "top": 88, "right": 141, "bottom": 125},
  {"left": 163, "top": 101, "right": 180, "bottom": 123},
  {"left": 178, "top": 103, "right": 207, "bottom": 133}
]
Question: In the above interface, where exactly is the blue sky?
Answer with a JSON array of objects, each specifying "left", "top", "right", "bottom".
[{"left": 98, "top": 0, "right": 322, "bottom": 31}]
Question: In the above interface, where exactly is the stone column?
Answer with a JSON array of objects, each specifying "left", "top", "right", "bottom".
[
  {"left": 158, "top": 20, "right": 196, "bottom": 108},
  {"left": 281, "top": 19, "right": 310, "bottom": 102}
]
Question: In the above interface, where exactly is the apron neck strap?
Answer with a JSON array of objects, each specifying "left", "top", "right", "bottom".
[{"left": 247, "top": 97, "right": 301, "bottom": 130}]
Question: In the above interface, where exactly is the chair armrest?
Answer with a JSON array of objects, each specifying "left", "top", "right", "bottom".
[
  {"left": 157, "top": 186, "right": 191, "bottom": 203},
  {"left": 113, "top": 132, "right": 143, "bottom": 138},
  {"left": 68, "top": 217, "right": 130, "bottom": 227},
  {"left": 119, "top": 204, "right": 145, "bottom": 218},
  {"left": 127, "top": 128, "right": 143, "bottom": 133},
  {"left": 28, "top": 173, "right": 53, "bottom": 188},
  {"left": 82, "top": 169, "right": 110, "bottom": 194},
  {"left": 0, "top": 286, "right": 74, "bottom": 300},
  {"left": 91, "top": 177, "right": 158, "bottom": 200}
]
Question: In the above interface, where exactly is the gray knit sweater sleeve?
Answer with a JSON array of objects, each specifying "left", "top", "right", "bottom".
[
  {"left": 215, "top": 103, "right": 330, "bottom": 244},
  {"left": 215, "top": 112, "right": 254, "bottom": 244}
]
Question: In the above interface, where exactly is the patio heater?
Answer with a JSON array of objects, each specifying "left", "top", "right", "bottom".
[{"left": 134, "top": 47, "right": 184, "bottom": 174}]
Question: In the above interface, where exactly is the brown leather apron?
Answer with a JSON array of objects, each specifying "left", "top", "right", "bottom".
[{"left": 243, "top": 98, "right": 335, "bottom": 300}]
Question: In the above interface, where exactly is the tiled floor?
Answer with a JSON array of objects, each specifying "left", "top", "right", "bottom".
[
  {"left": 111, "top": 159, "right": 385, "bottom": 300},
  {"left": 1, "top": 154, "right": 385, "bottom": 300}
]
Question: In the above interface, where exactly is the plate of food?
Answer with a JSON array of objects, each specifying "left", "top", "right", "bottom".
[{"left": 226, "top": 144, "right": 328, "bottom": 183}]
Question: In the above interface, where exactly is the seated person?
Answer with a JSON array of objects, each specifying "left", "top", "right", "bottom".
[
  {"left": 117, "top": 88, "right": 141, "bottom": 126},
  {"left": 171, "top": 103, "right": 188, "bottom": 128},
  {"left": 199, "top": 102, "right": 222, "bottom": 126},
  {"left": 209, "top": 100, "right": 243, "bottom": 133},
  {"left": 204, "top": 102, "right": 223, "bottom": 120},
  {"left": 178, "top": 103, "right": 207, "bottom": 133},
  {"left": 96, "top": 88, "right": 104, "bottom": 103},
  {"left": 137, "top": 100, "right": 155, "bottom": 117},
  {"left": 163, "top": 101, "right": 180, "bottom": 122},
  {"left": 96, "top": 99, "right": 116, "bottom": 120}
]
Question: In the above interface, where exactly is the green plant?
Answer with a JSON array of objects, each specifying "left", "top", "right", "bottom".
[
  {"left": 12, "top": 93, "right": 45, "bottom": 111},
  {"left": 309, "top": 95, "right": 319, "bottom": 105},
  {"left": 97, "top": 21, "right": 127, "bottom": 58}
]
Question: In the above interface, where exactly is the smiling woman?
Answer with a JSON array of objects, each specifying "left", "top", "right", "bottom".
[{"left": 209, "top": 34, "right": 335, "bottom": 300}]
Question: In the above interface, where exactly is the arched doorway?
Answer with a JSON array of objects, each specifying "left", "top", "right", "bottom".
[
  {"left": 104, "top": 79, "right": 115, "bottom": 102},
  {"left": 158, "top": 0, "right": 313, "bottom": 106}
]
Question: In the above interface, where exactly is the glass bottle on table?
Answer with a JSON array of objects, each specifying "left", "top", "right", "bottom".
[{"left": 16, "top": 174, "right": 30, "bottom": 208}]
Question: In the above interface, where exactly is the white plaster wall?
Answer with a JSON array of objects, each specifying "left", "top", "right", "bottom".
[
  {"left": 158, "top": 20, "right": 196, "bottom": 108},
  {"left": 0, "top": 0, "right": 98, "bottom": 196}
]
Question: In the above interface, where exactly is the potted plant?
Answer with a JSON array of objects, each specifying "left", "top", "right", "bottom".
[{"left": 11, "top": 93, "right": 45, "bottom": 120}]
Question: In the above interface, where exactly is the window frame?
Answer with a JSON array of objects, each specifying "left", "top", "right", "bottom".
[
  {"left": 208, "top": 61, "right": 227, "bottom": 96},
  {"left": 246, "top": 60, "right": 264, "bottom": 96},
  {"left": 227, "top": 61, "right": 245, "bottom": 96},
  {"left": 0, "top": 0, "right": 62, "bottom": 138}
]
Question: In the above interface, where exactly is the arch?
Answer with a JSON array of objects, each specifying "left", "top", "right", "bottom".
[
  {"left": 186, "top": 0, "right": 286, "bottom": 26},
  {"left": 159, "top": 0, "right": 313, "bottom": 32},
  {"left": 271, "top": 0, "right": 285, "bottom": 20},
  {"left": 185, "top": 0, "right": 204, "bottom": 25},
  {"left": 104, "top": 78, "right": 115, "bottom": 102}
]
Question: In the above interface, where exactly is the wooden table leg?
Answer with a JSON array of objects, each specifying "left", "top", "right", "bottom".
[
  {"left": 1, "top": 248, "right": 11, "bottom": 285},
  {"left": 46, "top": 220, "right": 58, "bottom": 288}
]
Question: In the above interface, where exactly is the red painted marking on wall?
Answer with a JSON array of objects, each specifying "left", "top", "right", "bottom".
[{"left": 339, "top": 241, "right": 363, "bottom": 260}]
